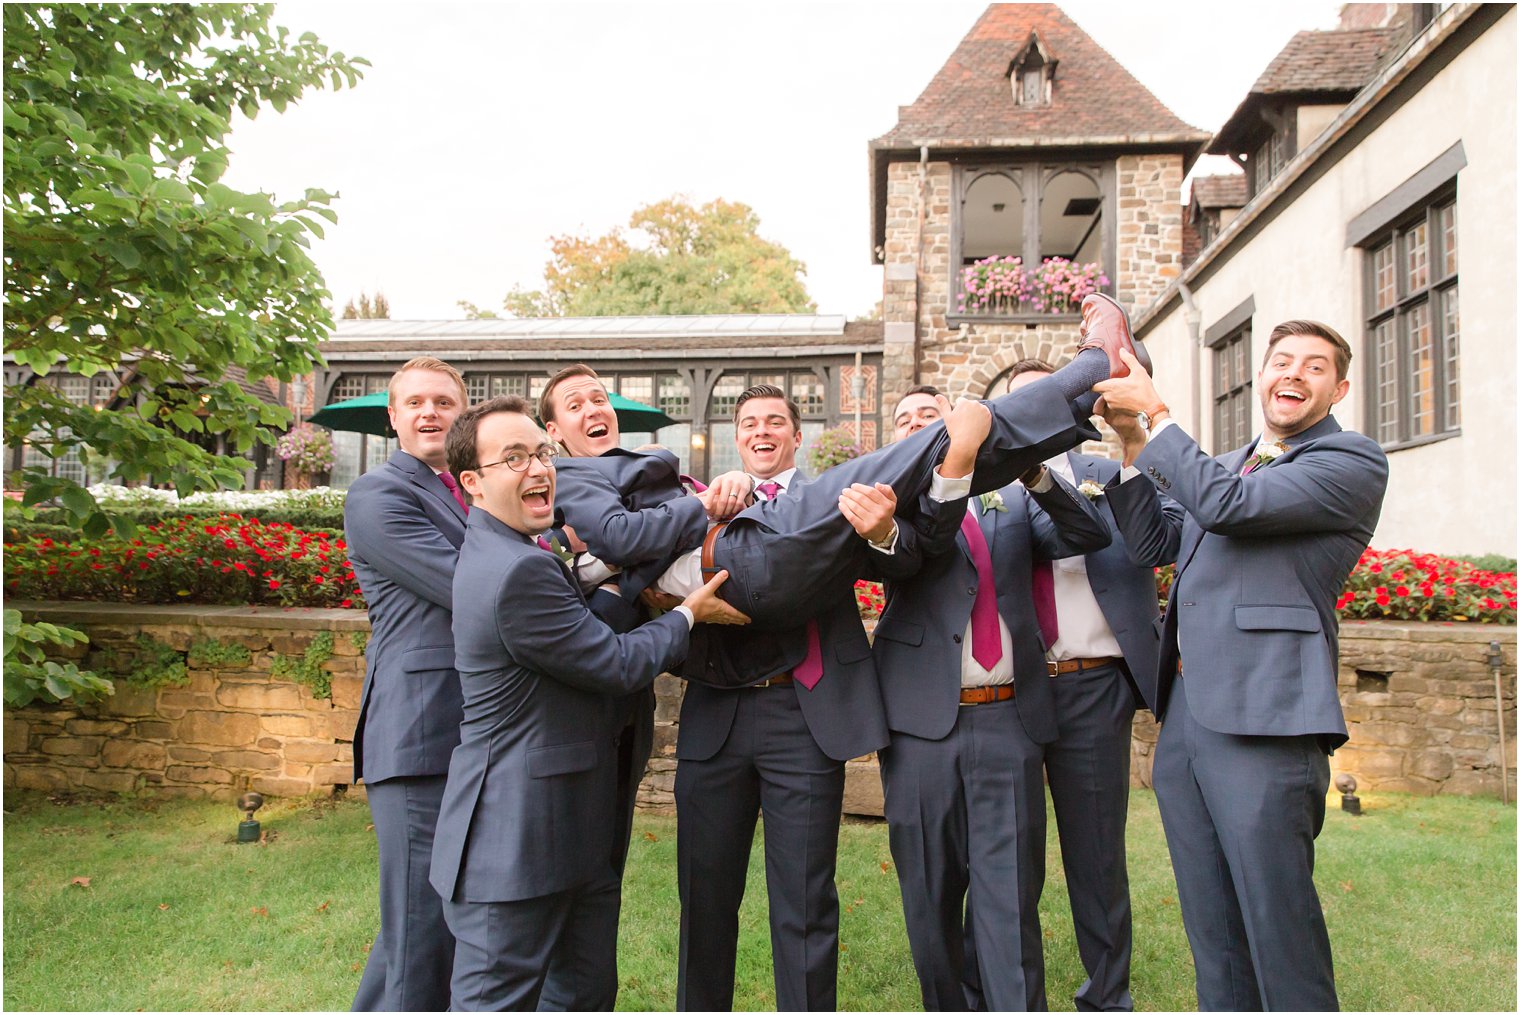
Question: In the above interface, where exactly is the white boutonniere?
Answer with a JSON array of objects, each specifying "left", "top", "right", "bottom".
[
  {"left": 1077, "top": 479, "right": 1105, "bottom": 501},
  {"left": 1246, "top": 440, "right": 1288, "bottom": 471},
  {"left": 978, "top": 490, "right": 1007, "bottom": 514}
]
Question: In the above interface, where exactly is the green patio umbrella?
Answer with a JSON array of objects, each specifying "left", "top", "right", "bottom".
[{"left": 306, "top": 388, "right": 676, "bottom": 435}]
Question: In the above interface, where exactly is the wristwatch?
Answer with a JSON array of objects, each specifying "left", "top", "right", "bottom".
[{"left": 1135, "top": 404, "right": 1169, "bottom": 432}]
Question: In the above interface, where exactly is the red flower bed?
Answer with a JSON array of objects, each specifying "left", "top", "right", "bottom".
[
  {"left": 854, "top": 550, "right": 1515, "bottom": 625},
  {"left": 4, "top": 514, "right": 365, "bottom": 610},
  {"left": 1337, "top": 548, "right": 1515, "bottom": 624}
]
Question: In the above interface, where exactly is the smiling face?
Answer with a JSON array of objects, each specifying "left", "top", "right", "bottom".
[
  {"left": 1257, "top": 333, "right": 1349, "bottom": 439},
  {"left": 735, "top": 396, "right": 801, "bottom": 479},
  {"left": 388, "top": 368, "right": 465, "bottom": 470},
  {"left": 458, "top": 410, "right": 557, "bottom": 536},
  {"left": 544, "top": 373, "right": 620, "bottom": 458}
]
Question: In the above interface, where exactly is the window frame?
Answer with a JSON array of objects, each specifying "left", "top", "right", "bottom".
[
  {"left": 948, "top": 158, "right": 1116, "bottom": 324},
  {"left": 1361, "top": 185, "right": 1459, "bottom": 451}
]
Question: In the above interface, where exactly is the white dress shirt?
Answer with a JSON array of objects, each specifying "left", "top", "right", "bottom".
[{"left": 1041, "top": 455, "right": 1122, "bottom": 662}]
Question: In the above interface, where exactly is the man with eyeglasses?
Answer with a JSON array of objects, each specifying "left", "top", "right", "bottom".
[{"left": 429, "top": 395, "right": 743, "bottom": 1010}]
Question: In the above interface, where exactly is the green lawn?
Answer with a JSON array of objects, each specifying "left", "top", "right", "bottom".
[{"left": 3, "top": 788, "right": 1513, "bottom": 1011}]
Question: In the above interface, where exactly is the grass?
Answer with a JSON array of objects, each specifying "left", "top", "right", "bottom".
[{"left": 2, "top": 788, "right": 1513, "bottom": 1011}]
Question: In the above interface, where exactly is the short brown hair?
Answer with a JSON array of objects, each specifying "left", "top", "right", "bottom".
[
  {"left": 893, "top": 384, "right": 942, "bottom": 417},
  {"left": 539, "top": 363, "right": 603, "bottom": 425},
  {"left": 388, "top": 357, "right": 466, "bottom": 408},
  {"left": 733, "top": 384, "right": 800, "bottom": 431},
  {"left": 1264, "top": 321, "right": 1352, "bottom": 381},
  {"left": 445, "top": 395, "right": 536, "bottom": 478},
  {"left": 1006, "top": 358, "right": 1057, "bottom": 379}
]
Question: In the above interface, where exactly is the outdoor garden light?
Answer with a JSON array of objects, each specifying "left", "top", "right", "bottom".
[
  {"left": 691, "top": 433, "right": 706, "bottom": 450},
  {"left": 1335, "top": 773, "right": 1361, "bottom": 815},
  {"left": 236, "top": 791, "right": 265, "bottom": 843}
]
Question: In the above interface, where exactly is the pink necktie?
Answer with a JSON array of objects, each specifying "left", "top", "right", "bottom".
[
  {"left": 960, "top": 509, "right": 1004, "bottom": 670},
  {"left": 681, "top": 474, "right": 708, "bottom": 493},
  {"left": 438, "top": 471, "right": 468, "bottom": 514},
  {"left": 756, "top": 479, "right": 822, "bottom": 688},
  {"left": 1032, "top": 560, "right": 1059, "bottom": 650},
  {"left": 536, "top": 536, "right": 553, "bottom": 552}
]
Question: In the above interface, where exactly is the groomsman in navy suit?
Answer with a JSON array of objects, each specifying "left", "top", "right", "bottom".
[
  {"left": 1006, "top": 359, "right": 1184, "bottom": 1013},
  {"left": 346, "top": 357, "right": 469, "bottom": 1011},
  {"left": 872, "top": 385, "right": 1109, "bottom": 1011},
  {"left": 1095, "top": 315, "right": 1389, "bottom": 1011},
  {"left": 430, "top": 396, "right": 742, "bottom": 1010}
]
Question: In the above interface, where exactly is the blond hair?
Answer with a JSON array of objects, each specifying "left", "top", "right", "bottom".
[{"left": 388, "top": 357, "right": 467, "bottom": 407}]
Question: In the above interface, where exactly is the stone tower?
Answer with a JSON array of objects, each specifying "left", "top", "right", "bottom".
[{"left": 869, "top": 3, "right": 1209, "bottom": 421}]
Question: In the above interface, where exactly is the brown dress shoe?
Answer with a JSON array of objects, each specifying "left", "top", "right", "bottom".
[{"left": 1078, "top": 293, "right": 1152, "bottom": 379}]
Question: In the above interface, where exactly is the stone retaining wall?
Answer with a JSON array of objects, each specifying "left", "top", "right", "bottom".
[
  {"left": 5, "top": 605, "right": 1515, "bottom": 805},
  {"left": 1128, "top": 621, "right": 1517, "bottom": 798},
  {"left": 5, "top": 603, "right": 366, "bottom": 799}
]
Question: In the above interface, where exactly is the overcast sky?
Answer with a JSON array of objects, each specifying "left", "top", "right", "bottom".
[{"left": 221, "top": 1, "right": 1342, "bottom": 321}]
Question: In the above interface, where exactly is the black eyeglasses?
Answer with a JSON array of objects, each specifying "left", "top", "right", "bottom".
[{"left": 477, "top": 447, "right": 560, "bottom": 472}]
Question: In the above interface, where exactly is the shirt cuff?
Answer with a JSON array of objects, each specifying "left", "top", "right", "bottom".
[
  {"left": 868, "top": 522, "right": 900, "bottom": 554},
  {"left": 1118, "top": 465, "right": 1143, "bottom": 482},
  {"left": 1148, "top": 418, "right": 1178, "bottom": 440},
  {"left": 672, "top": 605, "right": 696, "bottom": 629},
  {"left": 1027, "top": 468, "right": 1054, "bottom": 493},
  {"left": 930, "top": 472, "right": 972, "bottom": 502}
]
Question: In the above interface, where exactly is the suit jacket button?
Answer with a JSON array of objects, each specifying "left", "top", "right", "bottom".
[
  {"left": 967, "top": 586, "right": 977, "bottom": 595},
  {"left": 952, "top": 634, "right": 962, "bottom": 643}
]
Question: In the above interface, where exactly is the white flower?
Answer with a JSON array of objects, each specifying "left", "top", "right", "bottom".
[
  {"left": 1246, "top": 440, "right": 1289, "bottom": 471},
  {"left": 1078, "top": 479, "right": 1105, "bottom": 500},
  {"left": 978, "top": 490, "right": 1007, "bottom": 514}
]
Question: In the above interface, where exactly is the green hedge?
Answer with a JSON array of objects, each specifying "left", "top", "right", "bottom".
[{"left": 25, "top": 501, "right": 346, "bottom": 533}]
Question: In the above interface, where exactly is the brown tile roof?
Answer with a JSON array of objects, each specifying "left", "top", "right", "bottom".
[
  {"left": 1209, "top": 27, "right": 1405, "bottom": 155},
  {"left": 1251, "top": 28, "right": 1404, "bottom": 95},
  {"left": 873, "top": 4, "right": 1208, "bottom": 149},
  {"left": 1190, "top": 174, "right": 1248, "bottom": 210}
]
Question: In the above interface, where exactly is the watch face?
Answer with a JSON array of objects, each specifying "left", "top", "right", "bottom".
[{"left": 1136, "top": 411, "right": 1151, "bottom": 431}]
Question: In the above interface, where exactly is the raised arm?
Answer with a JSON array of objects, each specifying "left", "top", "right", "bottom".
[
  {"left": 1104, "top": 472, "right": 1184, "bottom": 567},
  {"left": 1138, "top": 425, "right": 1388, "bottom": 538},
  {"left": 555, "top": 463, "right": 708, "bottom": 568},
  {"left": 497, "top": 552, "right": 690, "bottom": 696},
  {"left": 1026, "top": 470, "right": 1111, "bottom": 562}
]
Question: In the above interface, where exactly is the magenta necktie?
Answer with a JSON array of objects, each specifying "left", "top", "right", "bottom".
[
  {"left": 755, "top": 479, "right": 822, "bottom": 688},
  {"left": 681, "top": 474, "right": 708, "bottom": 493},
  {"left": 1032, "top": 560, "right": 1059, "bottom": 650},
  {"left": 960, "top": 509, "right": 1004, "bottom": 670},
  {"left": 438, "top": 471, "right": 468, "bottom": 514}
]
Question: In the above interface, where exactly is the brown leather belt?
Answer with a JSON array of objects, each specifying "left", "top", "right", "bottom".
[
  {"left": 959, "top": 685, "right": 1015, "bottom": 705},
  {"left": 701, "top": 522, "right": 728, "bottom": 578},
  {"left": 1047, "top": 656, "right": 1123, "bottom": 676},
  {"left": 751, "top": 672, "right": 795, "bottom": 689}
]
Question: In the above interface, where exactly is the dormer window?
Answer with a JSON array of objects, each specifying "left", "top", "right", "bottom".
[{"left": 1008, "top": 34, "right": 1055, "bottom": 107}]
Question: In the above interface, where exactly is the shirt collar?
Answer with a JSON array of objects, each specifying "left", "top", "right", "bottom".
[{"left": 749, "top": 467, "right": 797, "bottom": 492}]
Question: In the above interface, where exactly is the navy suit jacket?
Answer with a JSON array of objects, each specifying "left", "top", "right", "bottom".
[
  {"left": 1061, "top": 452, "right": 1184, "bottom": 713},
  {"left": 872, "top": 471, "right": 1109, "bottom": 744},
  {"left": 554, "top": 448, "right": 709, "bottom": 599},
  {"left": 1106, "top": 414, "right": 1388, "bottom": 744},
  {"left": 430, "top": 509, "right": 691, "bottom": 904},
  {"left": 346, "top": 449, "right": 467, "bottom": 784}
]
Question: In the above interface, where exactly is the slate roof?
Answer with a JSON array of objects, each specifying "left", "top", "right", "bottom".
[
  {"left": 872, "top": 4, "right": 1208, "bottom": 149},
  {"left": 1251, "top": 27, "right": 1404, "bottom": 94},
  {"left": 1190, "top": 174, "right": 1248, "bottom": 210},
  {"left": 1210, "top": 27, "right": 1405, "bottom": 154}
]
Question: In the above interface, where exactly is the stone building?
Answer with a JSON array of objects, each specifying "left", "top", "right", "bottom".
[{"left": 868, "top": 3, "right": 1207, "bottom": 413}]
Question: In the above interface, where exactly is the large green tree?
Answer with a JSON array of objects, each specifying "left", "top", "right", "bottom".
[
  {"left": 2, "top": 4, "right": 364, "bottom": 704},
  {"left": 475, "top": 196, "right": 816, "bottom": 318}
]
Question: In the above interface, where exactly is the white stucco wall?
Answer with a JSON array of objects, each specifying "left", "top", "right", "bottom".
[{"left": 1142, "top": 9, "right": 1516, "bottom": 557}]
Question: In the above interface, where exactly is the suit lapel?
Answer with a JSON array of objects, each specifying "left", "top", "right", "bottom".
[{"left": 401, "top": 451, "right": 466, "bottom": 523}]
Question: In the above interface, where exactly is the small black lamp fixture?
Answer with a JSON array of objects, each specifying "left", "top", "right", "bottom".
[
  {"left": 1335, "top": 773, "right": 1361, "bottom": 815},
  {"left": 236, "top": 791, "right": 265, "bottom": 843}
]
